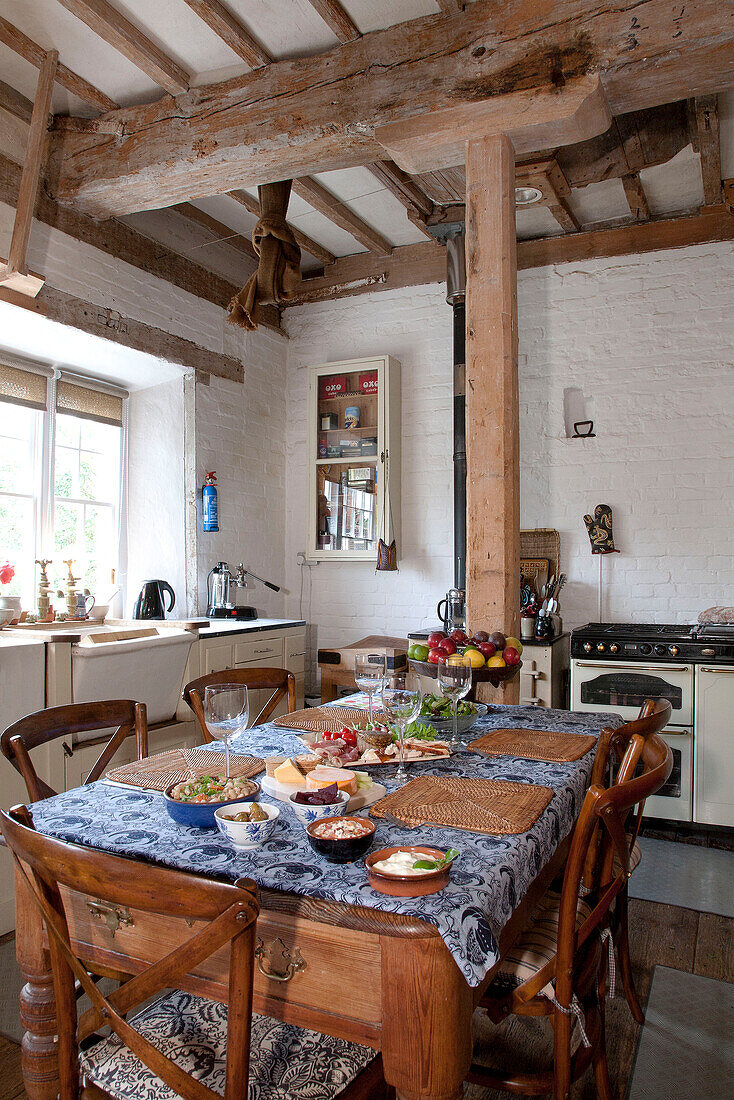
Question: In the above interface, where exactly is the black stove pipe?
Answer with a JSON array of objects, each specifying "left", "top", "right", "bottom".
[{"left": 446, "top": 232, "right": 467, "bottom": 592}]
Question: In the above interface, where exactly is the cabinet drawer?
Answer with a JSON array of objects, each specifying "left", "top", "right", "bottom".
[
  {"left": 204, "top": 642, "right": 234, "bottom": 674},
  {"left": 234, "top": 637, "right": 283, "bottom": 665},
  {"left": 285, "top": 634, "right": 306, "bottom": 674}
]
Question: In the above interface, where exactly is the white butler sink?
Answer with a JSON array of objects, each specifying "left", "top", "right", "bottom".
[{"left": 71, "top": 627, "right": 194, "bottom": 726}]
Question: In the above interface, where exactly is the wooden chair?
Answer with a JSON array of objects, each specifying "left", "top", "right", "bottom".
[
  {"left": 0, "top": 806, "right": 391, "bottom": 1100},
  {"left": 183, "top": 667, "right": 297, "bottom": 741},
  {"left": 588, "top": 698, "right": 673, "bottom": 1023},
  {"left": 468, "top": 728, "right": 673, "bottom": 1100},
  {"left": 1, "top": 700, "right": 148, "bottom": 803}
]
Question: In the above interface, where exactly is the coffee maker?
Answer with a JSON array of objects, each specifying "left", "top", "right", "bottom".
[
  {"left": 206, "top": 561, "right": 280, "bottom": 620},
  {"left": 436, "top": 587, "right": 466, "bottom": 635}
]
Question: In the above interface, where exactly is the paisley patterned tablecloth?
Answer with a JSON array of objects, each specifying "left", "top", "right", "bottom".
[{"left": 30, "top": 703, "right": 621, "bottom": 988}]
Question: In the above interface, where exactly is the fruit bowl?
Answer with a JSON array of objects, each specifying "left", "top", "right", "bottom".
[{"left": 408, "top": 658, "right": 522, "bottom": 687}]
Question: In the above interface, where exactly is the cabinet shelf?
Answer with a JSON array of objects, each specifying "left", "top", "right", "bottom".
[
  {"left": 320, "top": 426, "right": 378, "bottom": 433},
  {"left": 316, "top": 456, "right": 378, "bottom": 465}
]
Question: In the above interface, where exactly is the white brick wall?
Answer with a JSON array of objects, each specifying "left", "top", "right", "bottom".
[{"left": 283, "top": 241, "right": 734, "bottom": 687}]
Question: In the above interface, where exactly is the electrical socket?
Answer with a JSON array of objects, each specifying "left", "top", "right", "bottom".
[{"left": 297, "top": 551, "right": 319, "bottom": 566}]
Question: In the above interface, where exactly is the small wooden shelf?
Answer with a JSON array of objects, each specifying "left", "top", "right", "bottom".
[
  {"left": 320, "top": 426, "right": 378, "bottom": 433},
  {"left": 316, "top": 456, "right": 378, "bottom": 465}
]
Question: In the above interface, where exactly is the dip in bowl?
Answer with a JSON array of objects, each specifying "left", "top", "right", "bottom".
[
  {"left": 163, "top": 775, "right": 260, "bottom": 827},
  {"left": 215, "top": 801, "right": 279, "bottom": 849},
  {"left": 305, "top": 815, "right": 375, "bottom": 864},
  {"left": 365, "top": 846, "right": 455, "bottom": 897}
]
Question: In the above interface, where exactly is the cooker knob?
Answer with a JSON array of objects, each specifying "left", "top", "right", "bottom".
[
  {"left": 640, "top": 643, "right": 653, "bottom": 655},
  {"left": 610, "top": 643, "right": 619, "bottom": 654},
  {"left": 583, "top": 642, "right": 592, "bottom": 653},
  {"left": 654, "top": 644, "right": 667, "bottom": 656},
  {"left": 596, "top": 642, "right": 606, "bottom": 652},
  {"left": 669, "top": 645, "right": 679, "bottom": 657}
]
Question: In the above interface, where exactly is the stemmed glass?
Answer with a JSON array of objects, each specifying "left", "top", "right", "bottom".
[
  {"left": 380, "top": 670, "right": 422, "bottom": 783},
  {"left": 354, "top": 653, "right": 386, "bottom": 725},
  {"left": 437, "top": 656, "right": 472, "bottom": 751},
  {"left": 203, "top": 684, "right": 249, "bottom": 779}
]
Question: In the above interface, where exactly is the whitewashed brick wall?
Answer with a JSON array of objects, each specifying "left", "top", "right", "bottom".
[{"left": 284, "top": 241, "right": 734, "bottom": 686}]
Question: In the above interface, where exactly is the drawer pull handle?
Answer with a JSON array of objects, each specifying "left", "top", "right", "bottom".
[
  {"left": 86, "top": 900, "right": 133, "bottom": 938},
  {"left": 255, "top": 937, "right": 306, "bottom": 982}
]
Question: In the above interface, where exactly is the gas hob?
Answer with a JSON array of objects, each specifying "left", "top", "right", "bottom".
[{"left": 570, "top": 623, "right": 734, "bottom": 663}]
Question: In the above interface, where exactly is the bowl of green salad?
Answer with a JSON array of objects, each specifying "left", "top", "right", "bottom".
[{"left": 415, "top": 695, "right": 488, "bottom": 738}]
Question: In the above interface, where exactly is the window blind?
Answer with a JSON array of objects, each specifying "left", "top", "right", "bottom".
[
  {"left": 56, "top": 380, "right": 124, "bottom": 426},
  {"left": 0, "top": 361, "right": 49, "bottom": 410}
]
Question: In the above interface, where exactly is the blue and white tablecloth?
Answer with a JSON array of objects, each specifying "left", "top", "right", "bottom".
[{"left": 29, "top": 703, "right": 621, "bottom": 988}]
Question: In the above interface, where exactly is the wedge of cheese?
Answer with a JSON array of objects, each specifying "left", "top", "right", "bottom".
[
  {"left": 272, "top": 758, "right": 306, "bottom": 787},
  {"left": 305, "top": 765, "right": 358, "bottom": 796}
]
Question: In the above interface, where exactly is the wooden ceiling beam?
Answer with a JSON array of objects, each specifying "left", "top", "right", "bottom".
[
  {"left": 181, "top": 1, "right": 271, "bottom": 67},
  {"left": 694, "top": 95, "right": 723, "bottom": 206},
  {"left": 292, "top": 177, "right": 392, "bottom": 255},
  {"left": 0, "top": 80, "right": 34, "bottom": 125},
  {"left": 305, "top": 1, "right": 360, "bottom": 43},
  {"left": 0, "top": 15, "right": 118, "bottom": 112},
  {"left": 227, "top": 189, "right": 336, "bottom": 267},
  {"left": 173, "top": 202, "right": 257, "bottom": 261},
  {"left": 56, "top": 0, "right": 189, "bottom": 96},
  {"left": 47, "top": 0, "right": 733, "bottom": 217},
  {"left": 368, "top": 160, "right": 436, "bottom": 239},
  {"left": 621, "top": 173, "right": 650, "bottom": 221},
  {"left": 435, "top": 1, "right": 464, "bottom": 13}
]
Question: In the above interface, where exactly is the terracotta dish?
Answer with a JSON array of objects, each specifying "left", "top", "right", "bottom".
[{"left": 365, "top": 846, "right": 454, "bottom": 897}]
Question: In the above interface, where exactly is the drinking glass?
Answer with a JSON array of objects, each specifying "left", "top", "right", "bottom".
[
  {"left": 380, "top": 670, "right": 422, "bottom": 783},
  {"left": 437, "top": 656, "right": 472, "bottom": 750},
  {"left": 354, "top": 653, "right": 386, "bottom": 725},
  {"left": 203, "top": 684, "right": 249, "bottom": 779}
]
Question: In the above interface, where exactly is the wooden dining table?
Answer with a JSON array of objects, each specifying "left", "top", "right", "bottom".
[{"left": 15, "top": 702, "right": 621, "bottom": 1100}]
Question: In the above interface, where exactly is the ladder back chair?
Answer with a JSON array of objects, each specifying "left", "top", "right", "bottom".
[
  {"left": 183, "top": 667, "right": 296, "bottom": 741},
  {"left": 1, "top": 700, "right": 148, "bottom": 803},
  {"left": 469, "top": 729, "right": 673, "bottom": 1100},
  {"left": 1, "top": 806, "right": 391, "bottom": 1100}
]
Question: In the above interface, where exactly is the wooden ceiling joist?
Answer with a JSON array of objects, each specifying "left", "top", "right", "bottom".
[
  {"left": 305, "top": 1, "right": 360, "bottom": 43},
  {"left": 0, "top": 80, "right": 34, "bottom": 125},
  {"left": 47, "top": 0, "right": 733, "bottom": 217},
  {"left": 173, "top": 202, "right": 257, "bottom": 261},
  {"left": 368, "top": 160, "right": 436, "bottom": 240},
  {"left": 0, "top": 15, "right": 118, "bottom": 112},
  {"left": 56, "top": 0, "right": 189, "bottom": 96},
  {"left": 621, "top": 174, "right": 650, "bottom": 221},
  {"left": 227, "top": 190, "right": 335, "bottom": 267},
  {"left": 694, "top": 95, "right": 723, "bottom": 206},
  {"left": 292, "top": 178, "right": 392, "bottom": 256},
  {"left": 181, "top": 0, "right": 271, "bottom": 68},
  {"left": 435, "top": 1, "right": 464, "bottom": 13}
]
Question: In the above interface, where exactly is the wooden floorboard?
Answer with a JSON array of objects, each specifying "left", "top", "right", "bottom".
[{"left": 693, "top": 912, "right": 734, "bottom": 983}]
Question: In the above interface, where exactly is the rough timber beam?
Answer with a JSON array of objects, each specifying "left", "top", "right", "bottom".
[
  {"left": 56, "top": 0, "right": 189, "bottom": 96},
  {"left": 173, "top": 201, "right": 258, "bottom": 261},
  {"left": 694, "top": 95, "right": 723, "bottom": 206},
  {"left": 227, "top": 189, "right": 336, "bottom": 266},
  {"left": 181, "top": 0, "right": 272, "bottom": 67},
  {"left": 47, "top": 0, "right": 734, "bottom": 218},
  {"left": 0, "top": 80, "right": 34, "bottom": 124},
  {"left": 305, "top": 1, "right": 360, "bottom": 43},
  {"left": 621, "top": 173, "right": 650, "bottom": 221},
  {"left": 292, "top": 178, "right": 392, "bottom": 255}
]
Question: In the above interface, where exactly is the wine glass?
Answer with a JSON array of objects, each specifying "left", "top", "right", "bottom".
[
  {"left": 203, "top": 684, "right": 249, "bottom": 779},
  {"left": 354, "top": 653, "right": 386, "bottom": 725},
  {"left": 437, "top": 656, "right": 472, "bottom": 751},
  {"left": 380, "top": 670, "right": 422, "bottom": 783}
]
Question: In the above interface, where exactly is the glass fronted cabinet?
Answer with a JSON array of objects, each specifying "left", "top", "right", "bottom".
[{"left": 307, "top": 356, "right": 400, "bottom": 561}]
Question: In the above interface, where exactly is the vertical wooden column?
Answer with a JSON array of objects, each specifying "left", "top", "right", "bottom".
[{"left": 465, "top": 133, "right": 520, "bottom": 704}]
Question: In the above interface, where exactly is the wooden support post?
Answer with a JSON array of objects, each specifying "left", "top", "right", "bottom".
[
  {"left": 465, "top": 133, "right": 520, "bottom": 703},
  {"left": 0, "top": 49, "right": 57, "bottom": 297}
]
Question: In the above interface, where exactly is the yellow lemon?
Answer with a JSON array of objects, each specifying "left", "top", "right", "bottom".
[
  {"left": 462, "top": 648, "right": 485, "bottom": 668},
  {"left": 504, "top": 637, "right": 523, "bottom": 655},
  {"left": 486, "top": 654, "right": 506, "bottom": 668},
  {"left": 446, "top": 654, "right": 465, "bottom": 666}
]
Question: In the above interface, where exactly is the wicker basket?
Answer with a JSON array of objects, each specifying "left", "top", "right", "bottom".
[{"left": 520, "top": 529, "right": 560, "bottom": 579}]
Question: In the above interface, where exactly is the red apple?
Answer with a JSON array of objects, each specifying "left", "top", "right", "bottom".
[
  {"left": 503, "top": 646, "right": 521, "bottom": 666},
  {"left": 450, "top": 629, "right": 469, "bottom": 645},
  {"left": 489, "top": 631, "right": 506, "bottom": 650},
  {"left": 472, "top": 629, "right": 489, "bottom": 644},
  {"left": 438, "top": 638, "right": 457, "bottom": 655},
  {"left": 477, "top": 641, "right": 496, "bottom": 659},
  {"left": 428, "top": 647, "right": 444, "bottom": 664},
  {"left": 427, "top": 631, "right": 447, "bottom": 648}
]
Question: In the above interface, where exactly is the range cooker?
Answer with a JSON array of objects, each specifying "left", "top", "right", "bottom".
[{"left": 571, "top": 622, "right": 734, "bottom": 827}]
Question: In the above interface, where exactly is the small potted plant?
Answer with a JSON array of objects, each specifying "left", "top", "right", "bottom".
[{"left": 0, "top": 562, "right": 20, "bottom": 625}]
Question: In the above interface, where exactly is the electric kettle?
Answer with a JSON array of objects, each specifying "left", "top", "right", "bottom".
[{"left": 133, "top": 579, "right": 176, "bottom": 619}]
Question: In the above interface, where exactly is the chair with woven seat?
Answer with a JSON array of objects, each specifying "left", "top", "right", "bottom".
[
  {"left": 1, "top": 700, "right": 148, "bottom": 803},
  {"left": 183, "top": 668, "right": 297, "bottom": 741},
  {"left": 0, "top": 805, "right": 391, "bottom": 1100},
  {"left": 588, "top": 698, "right": 672, "bottom": 1023},
  {"left": 468, "top": 727, "right": 673, "bottom": 1100}
]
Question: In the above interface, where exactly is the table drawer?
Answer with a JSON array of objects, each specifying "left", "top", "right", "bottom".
[{"left": 234, "top": 637, "right": 283, "bottom": 665}]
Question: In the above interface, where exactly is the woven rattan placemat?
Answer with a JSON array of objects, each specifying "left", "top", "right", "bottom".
[
  {"left": 272, "top": 707, "right": 368, "bottom": 733},
  {"left": 106, "top": 749, "right": 264, "bottom": 791},
  {"left": 370, "top": 776, "right": 554, "bottom": 835},
  {"left": 468, "top": 728, "right": 596, "bottom": 763}
]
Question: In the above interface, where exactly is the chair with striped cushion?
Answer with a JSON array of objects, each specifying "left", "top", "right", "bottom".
[
  {"left": 0, "top": 806, "right": 390, "bottom": 1100},
  {"left": 469, "top": 727, "right": 673, "bottom": 1100}
]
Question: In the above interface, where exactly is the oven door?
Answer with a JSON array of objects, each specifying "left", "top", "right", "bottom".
[
  {"left": 571, "top": 660, "right": 694, "bottom": 724},
  {"left": 644, "top": 727, "right": 693, "bottom": 822}
]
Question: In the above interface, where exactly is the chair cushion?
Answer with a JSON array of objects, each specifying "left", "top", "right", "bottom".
[
  {"left": 80, "top": 989, "right": 375, "bottom": 1100},
  {"left": 613, "top": 836, "right": 642, "bottom": 876},
  {"left": 488, "top": 889, "right": 592, "bottom": 998}
]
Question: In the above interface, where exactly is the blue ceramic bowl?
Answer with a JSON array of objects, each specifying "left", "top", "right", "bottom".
[
  {"left": 163, "top": 780, "right": 260, "bottom": 828},
  {"left": 215, "top": 802, "right": 279, "bottom": 848},
  {"left": 289, "top": 789, "right": 350, "bottom": 827}
]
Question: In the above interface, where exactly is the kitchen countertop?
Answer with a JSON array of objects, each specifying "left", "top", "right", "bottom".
[
  {"left": 521, "top": 632, "right": 569, "bottom": 646},
  {"left": 196, "top": 617, "right": 306, "bottom": 638},
  {"left": 3, "top": 617, "right": 306, "bottom": 643},
  {"left": 0, "top": 633, "right": 47, "bottom": 650}
]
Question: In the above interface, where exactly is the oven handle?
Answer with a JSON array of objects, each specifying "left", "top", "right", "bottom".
[
  {"left": 573, "top": 661, "right": 691, "bottom": 672},
  {"left": 700, "top": 667, "right": 734, "bottom": 674}
]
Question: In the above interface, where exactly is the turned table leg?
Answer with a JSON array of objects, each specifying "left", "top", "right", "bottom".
[
  {"left": 15, "top": 865, "right": 60, "bottom": 1100},
  {"left": 381, "top": 935, "right": 473, "bottom": 1100}
]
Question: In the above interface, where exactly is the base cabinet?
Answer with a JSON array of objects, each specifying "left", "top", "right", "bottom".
[
  {"left": 195, "top": 627, "right": 307, "bottom": 724},
  {"left": 694, "top": 665, "right": 734, "bottom": 827}
]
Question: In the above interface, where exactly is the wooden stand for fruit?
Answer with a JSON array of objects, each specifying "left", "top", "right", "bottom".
[{"left": 408, "top": 659, "right": 522, "bottom": 699}]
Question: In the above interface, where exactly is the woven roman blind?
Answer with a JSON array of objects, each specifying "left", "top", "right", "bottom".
[
  {"left": 56, "top": 381, "right": 123, "bottom": 426},
  {"left": 0, "top": 362, "right": 49, "bottom": 410}
]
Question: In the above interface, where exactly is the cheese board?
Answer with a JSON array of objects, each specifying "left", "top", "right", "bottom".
[{"left": 261, "top": 773, "right": 386, "bottom": 812}]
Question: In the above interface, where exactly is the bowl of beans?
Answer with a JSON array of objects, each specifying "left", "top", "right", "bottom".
[
  {"left": 215, "top": 801, "right": 279, "bottom": 849},
  {"left": 163, "top": 775, "right": 260, "bottom": 827},
  {"left": 305, "top": 815, "right": 376, "bottom": 863}
]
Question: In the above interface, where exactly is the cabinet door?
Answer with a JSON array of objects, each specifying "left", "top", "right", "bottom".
[
  {"left": 204, "top": 641, "right": 234, "bottom": 674},
  {"left": 285, "top": 633, "right": 306, "bottom": 675},
  {"left": 695, "top": 666, "right": 734, "bottom": 827}
]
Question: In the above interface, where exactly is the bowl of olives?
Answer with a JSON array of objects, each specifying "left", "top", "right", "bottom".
[{"left": 214, "top": 801, "right": 279, "bottom": 849}]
